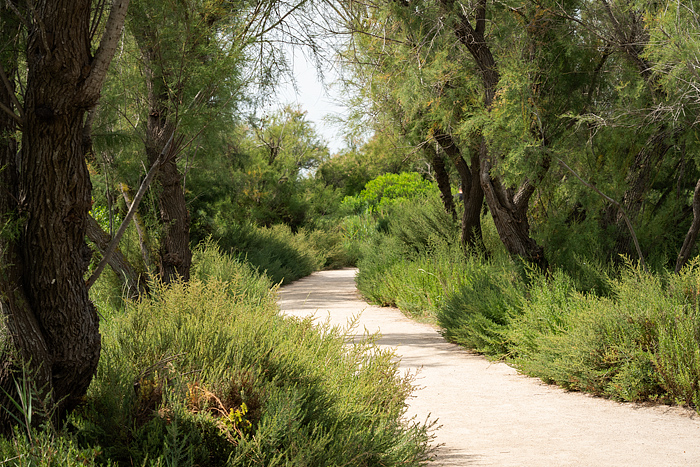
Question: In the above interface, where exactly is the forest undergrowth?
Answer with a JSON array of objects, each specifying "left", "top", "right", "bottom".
[
  {"left": 0, "top": 241, "right": 433, "bottom": 466},
  {"left": 354, "top": 193, "right": 700, "bottom": 410}
]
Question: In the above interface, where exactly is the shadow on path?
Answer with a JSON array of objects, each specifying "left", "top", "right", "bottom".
[{"left": 278, "top": 268, "right": 700, "bottom": 467}]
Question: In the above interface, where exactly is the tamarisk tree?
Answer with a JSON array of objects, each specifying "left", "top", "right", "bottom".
[{"left": 0, "top": 0, "right": 129, "bottom": 429}]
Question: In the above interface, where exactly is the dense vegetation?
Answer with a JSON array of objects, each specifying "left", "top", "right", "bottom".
[
  {"left": 3, "top": 0, "right": 700, "bottom": 464},
  {"left": 1, "top": 244, "right": 432, "bottom": 465},
  {"left": 352, "top": 189, "right": 700, "bottom": 407}
]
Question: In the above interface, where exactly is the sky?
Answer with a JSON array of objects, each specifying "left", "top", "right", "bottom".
[{"left": 274, "top": 49, "right": 346, "bottom": 155}]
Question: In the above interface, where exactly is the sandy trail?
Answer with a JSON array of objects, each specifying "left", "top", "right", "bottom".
[{"left": 277, "top": 268, "right": 700, "bottom": 466}]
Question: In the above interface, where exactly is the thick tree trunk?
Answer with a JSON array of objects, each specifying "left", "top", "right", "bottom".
[
  {"left": 0, "top": 0, "right": 129, "bottom": 430},
  {"left": 481, "top": 146, "right": 546, "bottom": 268},
  {"left": 20, "top": 0, "right": 101, "bottom": 417},
  {"left": 0, "top": 45, "right": 52, "bottom": 431},
  {"left": 152, "top": 153, "right": 192, "bottom": 283}
]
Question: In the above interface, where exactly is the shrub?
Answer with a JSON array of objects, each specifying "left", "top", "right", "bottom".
[
  {"left": 341, "top": 172, "right": 435, "bottom": 215},
  {"left": 509, "top": 262, "right": 700, "bottom": 404},
  {"left": 214, "top": 222, "right": 325, "bottom": 285},
  {"left": 72, "top": 243, "right": 433, "bottom": 466},
  {"left": 387, "top": 195, "right": 458, "bottom": 257},
  {"left": 0, "top": 427, "right": 104, "bottom": 467},
  {"left": 437, "top": 260, "right": 525, "bottom": 356}
]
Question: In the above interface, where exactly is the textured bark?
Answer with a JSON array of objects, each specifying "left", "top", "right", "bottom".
[
  {"left": 676, "top": 179, "right": 700, "bottom": 273},
  {"left": 433, "top": 130, "right": 484, "bottom": 251},
  {"left": 442, "top": 0, "right": 546, "bottom": 267},
  {"left": 426, "top": 143, "right": 457, "bottom": 220},
  {"left": 20, "top": 0, "right": 102, "bottom": 417},
  {"left": 0, "top": 37, "right": 52, "bottom": 430},
  {"left": 152, "top": 154, "right": 191, "bottom": 283},
  {"left": 0, "top": 0, "right": 129, "bottom": 429},
  {"left": 138, "top": 33, "right": 192, "bottom": 284},
  {"left": 480, "top": 145, "right": 545, "bottom": 268}
]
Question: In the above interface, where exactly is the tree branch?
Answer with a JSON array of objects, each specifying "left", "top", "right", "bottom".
[
  {"left": 0, "top": 63, "right": 23, "bottom": 122},
  {"left": 86, "top": 131, "right": 174, "bottom": 290},
  {"left": 81, "top": 0, "right": 130, "bottom": 104},
  {"left": 0, "top": 100, "right": 22, "bottom": 126}
]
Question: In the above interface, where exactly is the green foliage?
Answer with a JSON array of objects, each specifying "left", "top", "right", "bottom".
[
  {"left": 0, "top": 426, "right": 106, "bottom": 467},
  {"left": 438, "top": 263, "right": 525, "bottom": 356},
  {"left": 209, "top": 222, "right": 324, "bottom": 285},
  {"left": 355, "top": 194, "right": 457, "bottom": 309},
  {"left": 351, "top": 181, "right": 700, "bottom": 407},
  {"left": 341, "top": 172, "right": 435, "bottom": 215},
  {"left": 191, "top": 239, "right": 275, "bottom": 302},
  {"left": 73, "top": 242, "right": 432, "bottom": 466},
  {"left": 388, "top": 195, "right": 458, "bottom": 256}
]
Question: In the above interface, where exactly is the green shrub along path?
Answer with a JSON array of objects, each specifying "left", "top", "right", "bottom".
[{"left": 278, "top": 268, "right": 700, "bottom": 467}]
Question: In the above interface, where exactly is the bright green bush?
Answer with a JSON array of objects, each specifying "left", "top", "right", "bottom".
[
  {"left": 86, "top": 285, "right": 429, "bottom": 465},
  {"left": 341, "top": 172, "right": 434, "bottom": 215}
]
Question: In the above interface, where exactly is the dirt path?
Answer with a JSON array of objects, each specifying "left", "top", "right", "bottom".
[{"left": 277, "top": 268, "right": 700, "bottom": 466}]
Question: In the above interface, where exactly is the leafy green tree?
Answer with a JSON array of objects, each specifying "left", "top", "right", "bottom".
[
  {"left": 336, "top": 0, "right": 603, "bottom": 268},
  {"left": 89, "top": 0, "right": 322, "bottom": 285},
  {"left": 187, "top": 105, "right": 330, "bottom": 234},
  {"left": 639, "top": 0, "right": 700, "bottom": 271},
  {"left": 0, "top": 0, "right": 129, "bottom": 428}
]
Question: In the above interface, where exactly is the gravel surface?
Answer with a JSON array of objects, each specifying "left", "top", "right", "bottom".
[{"left": 277, "top": 268, "right": 700, "bottom": 466}]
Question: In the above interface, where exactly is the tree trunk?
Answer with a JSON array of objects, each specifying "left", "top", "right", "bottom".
[
  {"left": 152, "top": 153, "right": 192, "bottom": 283},
  {"left": 433, "top": 130, "right": 484, "bottom": 251},
  {"left": 676, "top": 178, "right": 700, "bottom": 273},
  {"left": 481, "top": 145, "right": 546, "bottom": 269},
  {"left": 444, "top": 0, "right": 546, "bottom": 267},
  {"left": 139, "top": 35, "right": 192, "bottom": 284},
  {"left": 20, "top": 0, "right": 102, "bottom": 417},
  {"left": 0, "top": 34, "right": 52, "bottom": 430},
  {"left": 426, "top": 143, "right": 457, "bottom": 221},
  {"left": 0, "top": 0, "right": 129, "bottom": 429}
]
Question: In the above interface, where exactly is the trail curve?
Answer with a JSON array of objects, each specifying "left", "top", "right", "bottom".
[{"left": 277, "top": 268, "right": 700, "bottom": 467}]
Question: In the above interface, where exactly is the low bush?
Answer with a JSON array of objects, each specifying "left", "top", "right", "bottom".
[
  {"left": 213, "top": 222, "right": 325, "bottom": 285},
  {"left": 352, "top": 191, "right": 700, "bottom": 408},
  {"left": 1, "top": 243, "right": 433, "bottom": 466},
  {"left": 438, "top": 261, "right": 525, "bottom": 356}
]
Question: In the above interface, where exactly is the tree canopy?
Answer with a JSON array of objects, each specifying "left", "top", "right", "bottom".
[{"left": 3, "top": 0, "right": 700, "bottom": 437}]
